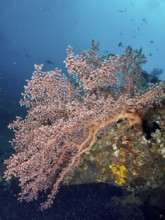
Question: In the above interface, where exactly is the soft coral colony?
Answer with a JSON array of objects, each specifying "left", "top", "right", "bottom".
[{"left": 4, "top": 41, "right": 165, "bottom": 210}]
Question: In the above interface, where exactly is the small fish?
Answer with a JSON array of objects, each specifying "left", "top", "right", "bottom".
[
  {"left": 130, "top": 2, "right": 134, "bottom": 7},
  {"left": 150, "top": 40, "right": 154, "bottom": 43},
  {"left": 108, "top": 54, "right": 116, "bottom": 58},
  {"left": 118, "top": 42, "right": 123, "bottom": 47},
  {"left": 45, "top": 60, "right": 54, "bottom": 65},
  {"left": 151, "top": 68, "right": 163, "bottom": 76},
  {"left": 118, "top": 8, "right": 127, "bottom": 13},
  {"left": 142, "top": 18, "right": 147, "bottom": 22},
  {"left": 25, "top": 53, "right": 31, "bottom": 58}
]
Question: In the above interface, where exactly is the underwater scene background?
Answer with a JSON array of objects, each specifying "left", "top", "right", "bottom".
[{"left": 0, "top": 0, "right": 165, "bottom": 219}]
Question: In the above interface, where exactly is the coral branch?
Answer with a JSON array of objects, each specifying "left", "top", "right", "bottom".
[{"left": 4, "top": 42, "right": 164, "bottom": 210}]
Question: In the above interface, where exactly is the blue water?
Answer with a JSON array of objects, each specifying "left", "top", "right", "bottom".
[{"left": 0, "top": 1, "right": 165, "bottom": 219}]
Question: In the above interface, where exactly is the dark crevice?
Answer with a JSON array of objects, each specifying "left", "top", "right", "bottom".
[{"left": 142, "top": 120, "right": 160, "bottom": 139}]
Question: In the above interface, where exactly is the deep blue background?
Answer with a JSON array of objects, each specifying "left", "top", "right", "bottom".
[{"left": 0, "top": 0, "right": 165, "bottom": 119}]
